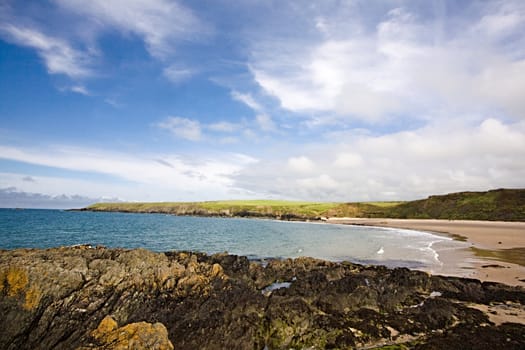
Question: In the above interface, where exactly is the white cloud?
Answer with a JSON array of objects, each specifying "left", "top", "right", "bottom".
[
  {"left": 70, "top": 85, "right": 90, "bottom": 95},
  {"left": 243, "top": 129, "right": 257, "bottom": 139},
  {"left": 253, "top": 69, "right": 324, "bottom": 112},
  {"left": 158, "top": 115, "right": 278, "bottom": 142},
  {"left": 163, "top": 64, "right": 194, "bottom": 83},
  {"left": 157, "top": 116, "right": 202, "bottom": 141},
  {"left": 249, "top": 1, "right": 525, "bottom": 122},
  {"left": 104, "top": 98, "right": 122, "bottom": 108},
  {"left": 334, "top": 153, "right": 362, "bottom": 168},
  {"left": 297, "top": 174, "right": 338, "bottom": 191},
  {"left": 0, "top": 24, "right": 93, "bottom": 78},
  {"left": 288, "top": 156, "right": 314, "bottom": 173},
  {"left": 218, "top": 137, "right": 239, "bottom": 145},
  {"left": 475, "top": 60, "right": 525, "bottom": 118},
  {"left": 231, "top": 91, "right": 263, "bottom": 112},
  {"left": 0, "top": 0, "right": 206, "bottom": 86},
  {"left": 255, "top": 114, "right": 276, "bottom": 131},
  {"left": 472, "top": 1, "right": 525, "bottom": 40},
  {"left": 233, "top": 118, "right": 525, "bottom": 201},
  {"left": 315, "top": 17, "right": 328, "bottom": 35},
  {"left": 207, "top": 121, "right": 240, "bottom": 133},
  {"left": 0, "top": 146, "right": 257, "bottom": 201},
  {"left": 53, "top": 0, "right": 205, "bottom": 59}
]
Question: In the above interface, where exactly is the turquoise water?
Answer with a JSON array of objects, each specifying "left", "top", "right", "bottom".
[{"left": 0, "top": 209, "right": 464, "bottom": 270}]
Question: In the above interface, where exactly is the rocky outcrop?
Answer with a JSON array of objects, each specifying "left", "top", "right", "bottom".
[
  {"left": 78, "top": 316, "right": 173, "bottom": 350},
  {"left": 1, "top": 246, "right": 524, "bottom": 349}
]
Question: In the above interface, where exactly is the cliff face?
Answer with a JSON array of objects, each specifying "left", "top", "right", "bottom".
[{"left": 1, "top": 246, "right": 524, "bottom": 349}]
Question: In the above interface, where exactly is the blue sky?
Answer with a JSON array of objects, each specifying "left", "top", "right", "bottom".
[{"left": 1, "top": 0, "right": 525, "bottom": 208}]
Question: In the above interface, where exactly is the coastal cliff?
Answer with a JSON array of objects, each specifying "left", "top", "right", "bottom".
[{"left": 1, "top": 246, "right": 524, "bottom": 349}]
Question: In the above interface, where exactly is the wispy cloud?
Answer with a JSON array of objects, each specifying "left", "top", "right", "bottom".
[
  {"left": 163, "top": 64, "right": 194, "bottom": 83},
  {"left": 255, "top": 114, "right": 276, "bottom": 132},
  {"left": 53, "top": 0, "right": 207, "bottom": 59},
  {"left": 231, "top": 91, "right": 263, "bottom": 112},
  {"left": 207, "top": 121, "right": 240, "bottom": 133},
  {"left": 158, "top": 115, "right": 279, "bottom": 142},
  {"left": 70, "top": 85, "right": 90, "bottom": 95},
  {"left": 218, "top": 137, "right": 239, "bottom": 145},
  {"left": 1, "top": 0, "right": 206, "bottom": 90},
  {"left": 104, "top": 98, "right": 123, "bottom": 108},
  {"left": 0, "top": 146, "right": 257, "bottom": 201},
  {"left": 157, "top": 116, "right": 202, "bottom": 141},
  {"left": 0, "top": 24, "right": 94, "bottom": 78}
]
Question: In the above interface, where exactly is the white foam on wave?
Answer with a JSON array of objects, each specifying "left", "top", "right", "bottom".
[
  {"left": 370, "top": 226, "right": 452, "bottom": 266},
  {"left": 418, "top": 240, "right": 443, "bottom": 265},
  {"left": 372, "top": 226, "right": 453, "bottom": 240}
]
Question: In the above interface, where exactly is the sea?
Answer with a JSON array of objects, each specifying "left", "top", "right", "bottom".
[{"left": 0, "top": 208, "right": 467, "bottom": 272}]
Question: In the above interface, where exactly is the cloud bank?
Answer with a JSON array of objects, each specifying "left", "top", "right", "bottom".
[
  {"left": 0, "top": 187, "right": 120, "bottom": 209},
  {"left": 250, "top": 1, "right": 525, "bottom": 123},
  {"left": 233, "top": 118, "right": 525, "bottom": 201},
  {"left": 0, "top": 145, "right": 257, "bottom": 202}
]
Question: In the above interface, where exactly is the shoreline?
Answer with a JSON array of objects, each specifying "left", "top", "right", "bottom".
[
  {"left": 327, "top": 218, "right": 525, "bottom": 287},
  {"left": 10, "top": 208, "right": 525, "bottom": 286}
]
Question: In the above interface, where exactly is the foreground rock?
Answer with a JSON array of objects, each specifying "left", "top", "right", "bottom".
[
  {"left": 1, "top": 246, "right": 524, "bottom": 349},
  {"left": 78, "top": 315, "right": 174, "bottom": 350}
]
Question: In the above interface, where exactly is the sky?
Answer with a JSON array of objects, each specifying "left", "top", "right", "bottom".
[{"left": 1, "top": 0, "right": 525, "bottom": 208}]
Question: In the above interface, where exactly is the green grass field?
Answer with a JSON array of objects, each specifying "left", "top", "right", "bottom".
[
  {"left": 86, "top": 188, "right": 525, "bottom": 221},
  {"left": 88, "top": 200, "right": 342, "bottom": 218}
]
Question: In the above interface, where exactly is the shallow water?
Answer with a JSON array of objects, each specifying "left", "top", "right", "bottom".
[{"left": 0, "top": 209, "right": 468, "bottom": 270}]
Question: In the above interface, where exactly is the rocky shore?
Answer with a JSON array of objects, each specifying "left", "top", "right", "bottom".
[{"left": 1, "top": 246, "right": 524, "bottom": 349}]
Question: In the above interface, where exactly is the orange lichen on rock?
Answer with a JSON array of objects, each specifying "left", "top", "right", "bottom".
[
  {"left": 87, "top": 316, "right": 174, "bottom": 350},
  {"left": 211, "top": 263, "right": 225, "bottom": 278},
  {"left": 5, "top": 267, "right": 29, "bottom": 297},
  {"left": 93, "top": 315, "right": 118, "bottom": 335},
  {"left": 0, "top": 269, "right": 5, "bottom": 292},
  {"left": 23, "top": 285, "right": 42, "bottom": 310},
  {"left": 0, "top": 266, "right": 40, "bottom": 310}
]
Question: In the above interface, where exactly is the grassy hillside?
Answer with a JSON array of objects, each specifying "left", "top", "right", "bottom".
[
  {"left": 378, "top": 188, "right": 525, "bottom": 221},
  {"left": 86, "top": 200, "right": 341, "bottom": 220},
  {"left": 85, "top": 188, "right": 525, "bottom": 221}
]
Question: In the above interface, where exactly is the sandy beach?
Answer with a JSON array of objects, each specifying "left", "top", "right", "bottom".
[{"left": 327, "top": 218, "right": 525, "bottom": 287}]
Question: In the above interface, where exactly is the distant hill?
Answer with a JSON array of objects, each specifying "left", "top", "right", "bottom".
[
  {"left": 373, "top": 188, "right": 525, "bottom": 221},
  {"left": 84, "top": 200, "right": 339, "bottom": 221},
  {"left": 84, "top": 188, "right": 525, "bottom": 221}
]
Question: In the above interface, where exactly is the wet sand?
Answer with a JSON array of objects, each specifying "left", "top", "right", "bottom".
[{"left": 327, "top": 218, "right": 525, "bottom": 287}]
